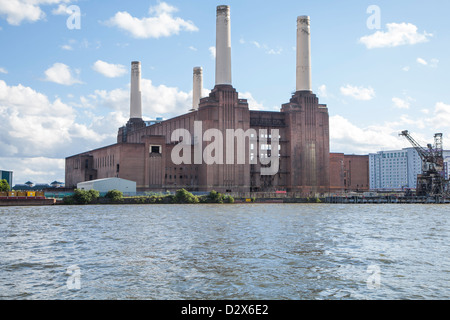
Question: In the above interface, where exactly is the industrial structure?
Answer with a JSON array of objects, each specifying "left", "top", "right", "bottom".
[
  {"left": 399, "top": 131, "right": 450, "bottom": 196},
  {"left": 66, "top": 6, "right": 330, "bottom": 195},
  {"left": 77, "top": 178, "right": 136, "bottom": 195}
]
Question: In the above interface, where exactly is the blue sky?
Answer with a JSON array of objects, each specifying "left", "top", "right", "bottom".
[{"left": 0, "top": 0, "right": 449, "bottom": 185}]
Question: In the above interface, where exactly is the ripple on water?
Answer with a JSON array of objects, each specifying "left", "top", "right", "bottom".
[{"left": 0, "top": 204, "right": 448, "bottom": 300}]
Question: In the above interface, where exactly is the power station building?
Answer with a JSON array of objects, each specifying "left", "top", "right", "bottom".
[{"left": 66, "top": 6, "right": 330, "bottom": 195}]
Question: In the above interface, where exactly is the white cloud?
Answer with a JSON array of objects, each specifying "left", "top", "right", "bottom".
[
  {"left": 105, "top": 1, "right": 198, "bottom": 39},
  {"left": 0, "top": 79, "right": 106, "bottom": 160},
  {"left": 51, "top": 3, "right": 71, "bottom": 15},
  {"left": 0, "top": 67, "right": 7, "bottom": 74},
  {"left": 267, "top": 48, "right": 282, "bottom": 55},
  {"left": 426, "top": 102, "right": 450, "bottom": 129},
  {"left": 402, "top": 66, "right": 410, "bottom": 72},
  {"left": 417, "top": 57, "right": 439, "bottom": 68},
  {"left": 318, "top": 85, "right": 327, "bottom": 98},
  {"left": 359, "top": 23, "right": 432, "bottom": 49},
  {"left": 392, "top": 97, "right": 411, "bottom": 109},
  {"left": 209, "top": 46, "right": 216, "bottom": 59},
  {"left": 330, "top": 101, "right": 450, "bottom": 154},
  {"left": 340, "top": 85, "right": 375, "bottom": 101},
  {"left": 247, "top": 40, "right": 283, "bottom": 55},
  {"left": 330, "top": 115, "right": 406, "bottom": 154},
  {"left": 430, "top": 59, "right": 439, "bottom": 68},
  {"left": 0, "top": 157, "right": 65, "bottom": 185},
  {"left": 417, "top": 57, "right": 428, "bottom": 66},
  {"left": 0, "top": 0, "right": 70, "bottom": 25},
  {"left": 239, "top": 92, "right": 264, "bottom": 111},
  {"left": 44, "top": 62, "right": 82, "bottom": 85},
  {"left": 60, "top": 44, "right": 73, "bottom": 51},
  {"left": 92, "top": 60, "right": 127, "bottom": 78},
  {"left": 188, "top": 46, "right": 197, "bottom": 51},
  {"left": 92, "top": 78, "right": 191, "bottom": 119},
  {"left": 252, "top": 41, "right": 261, "bottom": 48}
]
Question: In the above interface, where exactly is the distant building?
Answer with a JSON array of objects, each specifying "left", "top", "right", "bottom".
[
  {"left": 444, "top": 153, "right": 450, "bottom": 180},
  {"left": 0, "top": 170, "right": 13, "bottom": 188},
  {"left": 368, "top": 148, "right": 450, "bottom": 191},
  {"left": 330, "top": 154, "right": 369, "bottom": 193},
  {"left": 12, "top": 183, "right": 51, "bottom": 191},
  {"left": 50, "top": 181, "right": 65, "bottom": 188},
  {"left": 77, "top": 178, "right": 136, "bottom": 195},
  {"left": 25, "top": 181, "right": 34, "bottom": 188}
]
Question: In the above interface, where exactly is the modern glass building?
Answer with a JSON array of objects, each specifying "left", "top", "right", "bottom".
[{"left": 0, "top": 170, "right": 13, "bottom": 189}]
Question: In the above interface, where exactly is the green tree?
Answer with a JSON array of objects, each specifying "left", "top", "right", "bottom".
[
  {"left": 71, "top": 189, "right": 100, "bottom": 205},
  {"left": 201, "top": 190, "right": 234, "bottom": 204},
  {"left": 105, "top": 189, "right": 124, "bottom": 203},
  {"left": 173, "top": 189, "right": 199, "bottom": 204},
  {"left": 0, "top": 179, "right": 10, "bottom": 192}
]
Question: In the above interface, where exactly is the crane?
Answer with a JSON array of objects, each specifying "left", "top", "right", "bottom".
[{"left": 399, "top": 131, "right": 448, "bottom": 197}]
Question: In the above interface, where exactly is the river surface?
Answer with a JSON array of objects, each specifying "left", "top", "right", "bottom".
[{"left": 0, "top": 204, "right": 448, "bottom": 300}]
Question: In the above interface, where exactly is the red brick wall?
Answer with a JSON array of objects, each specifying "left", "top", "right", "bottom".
[{"left": 329, "top": 153, "right": 369, "bottom": 192}]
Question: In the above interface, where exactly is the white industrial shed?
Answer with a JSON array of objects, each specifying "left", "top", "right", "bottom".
[{"left": 77, "top": 178, "right": 136, "bottom": 195}]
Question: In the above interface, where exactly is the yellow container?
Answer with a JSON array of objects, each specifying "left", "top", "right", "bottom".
[
  {"left": 246, "top": 198, "right": 252, "bottom": 203},
  {"left": 0, "top": 192, "right": 7, "bottom": 197},
  {"left": 8, "top": 191, "right": 16, "bottom": 197},
  {"left": 27, "top": 191, "right": 36, "bottom": 197},
  {"left": 36, "top": 191, "right": 45, "bottom": 198},
  {"left": 17, "top": 191, "right": 27, "bottom": 197}
]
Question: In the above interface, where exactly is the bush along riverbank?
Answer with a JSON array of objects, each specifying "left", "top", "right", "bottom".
[{"left": 62, "top": 189, "right": 235, "bottom": 205}]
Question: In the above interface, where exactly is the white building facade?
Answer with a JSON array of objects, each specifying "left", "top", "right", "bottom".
[
  {"left": 369, "top": 148, "right": 450, "bottom": 191},
  {"left": 77, "top": 178, "right": 136, "bottom": 196}
]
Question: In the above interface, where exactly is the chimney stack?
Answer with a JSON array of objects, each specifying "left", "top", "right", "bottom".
[
  {"left": 192, "top": 67, "right": 203, "bottom": 110},
  {"left": 296, "top": 16, "right": 312, "bottom": 92},
  {"left": 215, "top": 5, "right": 232, "bottom": 86},
  {"left": 130, "top": 61, "right": 142, "bottom": 119}
]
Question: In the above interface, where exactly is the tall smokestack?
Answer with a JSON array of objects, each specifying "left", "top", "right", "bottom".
[
  {"left": 192, "top": 67, "right": 203, "bottom": 110},
  {"left": 215, "top": 5, "right": 232, "bottom": 86},
  {"left": 296, "top": 16, "right": 312, "bottom": 92},
  {"left": 130, "top": 61, "right": 142, "bottom": 119}
]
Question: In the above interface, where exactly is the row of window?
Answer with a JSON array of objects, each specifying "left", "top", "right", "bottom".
[
  {"left": 165, "top": 174, "right": 198, "bottom": 180},
  {"left": 381, "top": 152, "right": 406, "bottom": 158},
  {"left": 95, "top": 155, "right": 115, "bottom": 169}
]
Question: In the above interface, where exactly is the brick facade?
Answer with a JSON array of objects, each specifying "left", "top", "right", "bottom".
[{"left": 66, "top": 85, "right": 331, "bottom": 196}]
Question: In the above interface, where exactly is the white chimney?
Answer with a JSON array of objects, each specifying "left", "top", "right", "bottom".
[
  {"left": 215, "top": 5, "right": 232, "bottom": 86},
  {"left": 192, "top": 67, "right": 203, "bottom": 110},
  {"left": 130, "top": 61, "right": 142, "bottom": 119},
  {"left": 296, "top": 16, "right": 312, "bottom": 92}
]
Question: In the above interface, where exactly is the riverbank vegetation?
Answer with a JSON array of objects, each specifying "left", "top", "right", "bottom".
[
  {"left": 63, "top": 189, "right": 234, "bottom": 205},
  {"left": 0, "top": 179, "right": 10, "bottom": 192}
]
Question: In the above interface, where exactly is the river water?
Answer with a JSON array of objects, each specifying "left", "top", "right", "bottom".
[{"left": 0, "top": 204, "right": 448, "bottom": 300}]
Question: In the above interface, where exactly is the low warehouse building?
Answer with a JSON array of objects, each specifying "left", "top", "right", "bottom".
[{"left": 77, "top": 178, "right": 136, "bottom": 196}]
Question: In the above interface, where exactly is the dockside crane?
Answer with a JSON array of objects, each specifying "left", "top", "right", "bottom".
[{"left": 399, "top": 130, "right": 448, "bottom": 197}]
